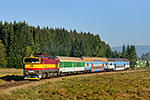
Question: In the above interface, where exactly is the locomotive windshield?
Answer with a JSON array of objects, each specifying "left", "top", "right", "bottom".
[{"left": 24, "top": 58, "right": 40, "bottom": 63}]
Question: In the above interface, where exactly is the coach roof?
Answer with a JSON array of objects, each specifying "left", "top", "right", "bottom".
[
  {"left": 56, "top": 56, "right": 84, "bottom": 62},
  {"left": 82, "top": 57, "right": 108, "bottom": 62},
  {"left": 107, "top": 58, "right": 129, "bottom": 62}
]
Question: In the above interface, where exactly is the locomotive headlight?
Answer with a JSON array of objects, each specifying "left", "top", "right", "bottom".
[{"left": 26, "top": 72, "right": 28, "bottom": 75}]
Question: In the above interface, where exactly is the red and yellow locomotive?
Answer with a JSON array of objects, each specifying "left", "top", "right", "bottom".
[{"left": 23, "top": 53, "right": 59, "bottom": 79}]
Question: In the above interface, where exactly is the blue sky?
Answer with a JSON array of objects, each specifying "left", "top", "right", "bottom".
[{"left": 0, "top": 0, "right": 150, "bottom": 47}]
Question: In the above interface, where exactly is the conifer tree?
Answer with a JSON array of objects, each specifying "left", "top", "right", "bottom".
[
  {"left": 129, "top": 45, "right": 137, "bottom": 69},
  {"left": 24, "top": 46, "right": 34, "bottom": 56},
  {"left": 121, "top": 44, "right": 126, "bottom": 58},
  {"left": 142, "top": 53, "right": 146, "bottom": 60},
  {"left": 126, "top": 44, "right": 130, "bottom": 60},
  {"left": 0, "top": 40, "right": 7, "bottom": 68},
  {"left": 146, "top": 60, "right": 149, "bottom": 67},
  {"left": 7, "top": 22, "right": 15, "bottom": 68},
  {"left": 91, "top": 35, "right": 105, "bottom": 57}
]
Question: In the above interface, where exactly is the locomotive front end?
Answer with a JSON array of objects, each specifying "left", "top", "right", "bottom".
[{"left": 23, "top": 55, "right": 42, "bottom": 79}]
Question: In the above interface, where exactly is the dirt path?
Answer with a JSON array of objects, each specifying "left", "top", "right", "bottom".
[{"left": 1, "top": 68, "right": 150, "bottom": 94}]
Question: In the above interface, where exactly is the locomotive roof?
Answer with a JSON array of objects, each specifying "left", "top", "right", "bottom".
[
  {"left": 82, "top": 57, "right": 108, "bottom": 62},
  {"left": 33, "top": 54, "right": 55, "bottom": 59},
  {"left": 56, "top": 56, "right": 84, "bottom": 62},
  {"left": 107, "top": 58, "right": 129, "bottom": 62},
  {"left": 25, "top": 53, "right": 56, "bottom": 59}
]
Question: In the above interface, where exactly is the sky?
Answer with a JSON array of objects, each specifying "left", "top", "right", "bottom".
[{"left": 0, "top": 0, "right": 150, "bottom": 47}]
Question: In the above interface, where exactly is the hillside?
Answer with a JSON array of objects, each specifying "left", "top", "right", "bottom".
[{"left": 112, "top": 45, "right": 150, "bottom": 57}]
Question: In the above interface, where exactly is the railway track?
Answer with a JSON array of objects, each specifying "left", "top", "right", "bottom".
[
  {"left": 0, "top": 80, "right": 30, "bottom": 90},
  {"left": 0, "top": 68, "right": 150, "bottom": 91}
]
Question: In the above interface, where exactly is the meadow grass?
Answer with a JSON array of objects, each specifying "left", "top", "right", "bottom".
[{"left": 0, "top": 70, "right": 150, "bottom": 100}]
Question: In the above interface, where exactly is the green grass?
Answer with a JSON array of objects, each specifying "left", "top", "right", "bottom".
[{"left": 0, "top": 70, "right": 150, "bottom": 99}]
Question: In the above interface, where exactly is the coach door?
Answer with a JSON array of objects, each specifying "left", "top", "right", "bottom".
[
  {"left": 114, "top": 64, "right": 116, "bottom": 70},
  {"left": 102, "top": 64, "right": 104, "bottom": 71},
  {"left": 124, "top": 64, "right": 126, "bottom": 69}
]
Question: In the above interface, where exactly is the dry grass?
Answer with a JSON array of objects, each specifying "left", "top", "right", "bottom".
[{"left": 0, "top": 70, "right": 150, "bottom": 99}]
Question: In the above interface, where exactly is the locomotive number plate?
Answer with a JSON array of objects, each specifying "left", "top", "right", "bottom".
[
  {"left": 29, "top": 71, "right": 34, "bottom": 73},
  {"left": 30, "top": 65, "right": 34, "bottom": 67}
]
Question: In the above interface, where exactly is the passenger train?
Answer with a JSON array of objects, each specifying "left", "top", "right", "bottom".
[{"left": 23, "top": 53, "right": 130, "bottom": 79}]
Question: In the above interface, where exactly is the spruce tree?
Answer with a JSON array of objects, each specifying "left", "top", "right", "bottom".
[
  {"left": 146, "top": 60, "right": 149, "bottom": 67},
  {"left": 126, "top": 44, "right": 130, "bottom": 60},
  {"left": 91, "top": 35, "right": 105, "bottom": 57},
  {"left": 0, "top": 40, "right": 7, "bottom": 68},
  {"left": 121, "top": 44, "right": 126, "bottom": 58},
  {"left": 142, "top": 53, "right": 146, "bottom": 60},
  {"left": 129, "top": 45, "right": 137, "bottom": 69}
]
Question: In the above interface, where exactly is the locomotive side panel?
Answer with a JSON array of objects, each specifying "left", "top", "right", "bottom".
[{"left": 23, "top": 54, "right": 59, "bottom": 79}]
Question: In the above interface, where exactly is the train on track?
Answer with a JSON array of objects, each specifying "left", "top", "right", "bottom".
[{"left": 23, "top": 53, "right": 130, "bottom": 79}]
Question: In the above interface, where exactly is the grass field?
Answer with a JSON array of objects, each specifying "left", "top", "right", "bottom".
[{"left": 0, "top": 70, "right": 150, "bottom": 99}]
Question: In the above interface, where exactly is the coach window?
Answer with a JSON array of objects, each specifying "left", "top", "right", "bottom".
[
  {"left": 81, "top": 62, "right": 83, "bottom": 67},
  {"left": 75, "top": 62, "right": 77, "bottom": 67},
  {"left": 106, "top": 63, "right": 108, "bottom": 66},
  {"left": 61, "top": 62, "right": 63, "bottom": 67},
  {"left": 78, "top": 62, "right": 80, "bottom": 67},
  {"left": 87, "top": 63, "right": 89, "bottom": 66},
  {"left": 69, "top": 62, "right": 70, "bottom": 67}
]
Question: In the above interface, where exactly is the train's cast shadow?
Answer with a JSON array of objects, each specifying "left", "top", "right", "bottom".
[{"left": 0, "top": 75, "right": 24, "bottom": 82}]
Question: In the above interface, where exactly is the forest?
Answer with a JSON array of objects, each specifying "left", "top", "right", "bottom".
[{"left": 0, "top": 21, "right": 137, "bottom": 69}]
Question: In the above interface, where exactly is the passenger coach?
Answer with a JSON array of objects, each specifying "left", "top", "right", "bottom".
[
  {"left": 107, "top": 58, "right": 130, "bottom": 71},
  {"left": 56, "top": 56, "right": 85, "bottom": 75},
  {"left": 82, "top": 57, "right": 108, "bottom": 72}
]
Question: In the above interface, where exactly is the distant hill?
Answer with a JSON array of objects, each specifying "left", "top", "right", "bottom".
[{"left": 111, "top": 45, "right": 150, "bottom": 57}]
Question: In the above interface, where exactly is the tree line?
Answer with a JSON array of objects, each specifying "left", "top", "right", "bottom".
[
  {"left": 140, "top": 52, "right": 150, "bottom": 61},
  {"left": 0, "top": 21, "right": 137, "bottom": 69}
]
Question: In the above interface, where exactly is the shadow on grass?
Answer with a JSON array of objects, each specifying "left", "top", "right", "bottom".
[{"left": 0, "top": 75, "right": 24, "bottom": 82}]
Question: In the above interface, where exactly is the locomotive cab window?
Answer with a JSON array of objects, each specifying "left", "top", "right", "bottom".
[
  {"left": 24, "top": 58, "right": 40, "bottom": 63},
  {"left": 41, "top": 59, "right": 43, "bottom": 63}
]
